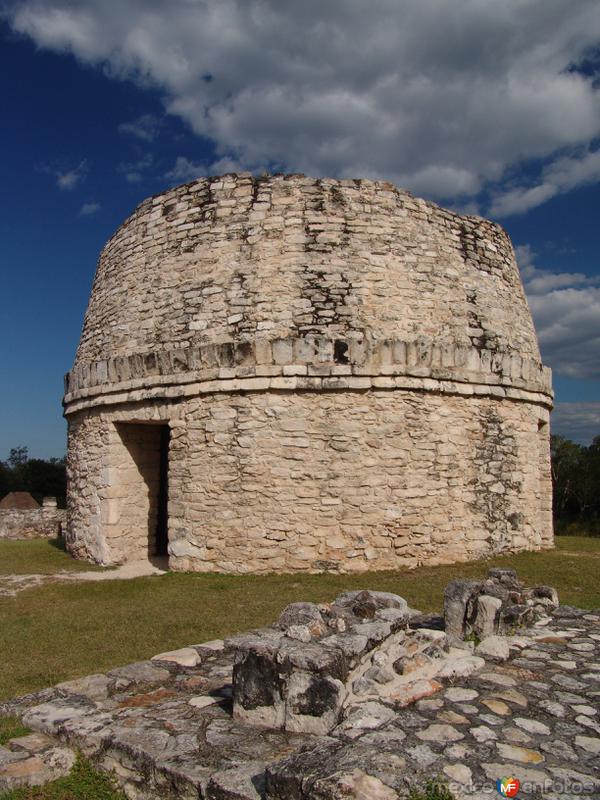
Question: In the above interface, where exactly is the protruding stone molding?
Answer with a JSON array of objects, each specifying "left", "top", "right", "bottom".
[
  {"left": 64, "top": 336, "right": 552, "bottom": 410},
  {"left": 63, "top": 371, "right": 553, "bottom": 416}
]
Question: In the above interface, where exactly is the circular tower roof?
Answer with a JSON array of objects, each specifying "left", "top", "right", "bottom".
[{"left": 64, "top": 174, "right": 551, "bottom": 411}]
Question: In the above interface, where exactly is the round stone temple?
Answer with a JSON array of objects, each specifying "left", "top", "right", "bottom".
[{"left": 63, "top": 173, "right": 553, "bottom": 572}]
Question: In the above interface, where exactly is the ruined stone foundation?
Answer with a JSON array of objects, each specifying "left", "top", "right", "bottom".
[{"left": 63, "top": 173, "right": 553, "bottom": 572}]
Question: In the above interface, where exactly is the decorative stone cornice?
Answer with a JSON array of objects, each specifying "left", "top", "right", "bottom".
[{"left": 63, "top": 336, "right": 552, "bottom": 414}]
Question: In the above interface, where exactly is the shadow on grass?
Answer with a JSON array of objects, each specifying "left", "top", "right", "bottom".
[{"left": 48, "top": 537, "right": 67, "bottom": 553}]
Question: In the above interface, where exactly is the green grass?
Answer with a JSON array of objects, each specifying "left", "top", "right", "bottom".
[
  {"left": 0, "top": 539, "right": 106, "bottom": 576},
  {"left": 555, "top": 534, "right": 600, "bottom": 552},
  {"left": 409, "top": 780, "right": 453, "bottom": 800},
  {"left": 1, "top": 536, "right": 598, "bottom": 702},
  {"left": 0, "top": 717, "right": 30, "bottom": 746},
  {"left": 0, "top": 756, "right": 126, "bottom": 800}
]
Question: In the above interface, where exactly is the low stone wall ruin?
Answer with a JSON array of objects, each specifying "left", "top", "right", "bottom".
[
  {"left": 0, "top": 502, "right": 65, "bottom": 541},
  {"left": 230, "top": 568, "right": 559, "bottom": 736}
]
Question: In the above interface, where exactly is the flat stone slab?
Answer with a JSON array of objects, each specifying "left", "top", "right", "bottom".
[
  {"left": 1, "top": 603, "right": 599, "bottom": 798},
  {"left": 151, "top": 647, "right": 201, "bottom": 667}
]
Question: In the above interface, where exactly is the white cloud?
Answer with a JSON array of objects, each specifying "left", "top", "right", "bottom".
[
  {"left": 164, "top": 156, "right": 206, "bottom": 183},
  {"left": 118, "top": 113, "right": 161, "bottom": 142},
  {"left": 552, "top": 403, "right": 600, "bottom": 445},
  {"left": 517, "top": 245, "right": 600, "bottom": 380},
  {"left": 164, "top": 154, "right": 252, "bottom": 184},
  {"left": 79, "top": 201, "right": 100, "bottom": 215},
  {"left": 55, "top": 159, "right": 87, "bottom": 190},
  {"left": 491, "top": 148, "right": 600, "bottom": 217},
  {"left": 9, "top": 1, "right": 600, "bottom": 204},
  {"left": 116, "top": 153, "right": 153, "bottom": 183}
]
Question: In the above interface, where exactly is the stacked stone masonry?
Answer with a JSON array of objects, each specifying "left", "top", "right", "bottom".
[
  {"left": 0, "top": 500, "right": 65, "bottom": 541},
  {"left": 64, "top": 173, "right": 553, "bottom": 572}
]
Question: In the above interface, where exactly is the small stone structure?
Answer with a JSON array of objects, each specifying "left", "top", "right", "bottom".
[
  {"left": 2, "top": 571, "right": 599, "bottom": 799},
  {"left": 230, "top": 569, "right": 558, "bottom": 736},
  {"left": 0, "top": 494, "right": 65, "bottom": 540},
  {"left": 63, "top": 173, "right": 553, "bottom": 572}
]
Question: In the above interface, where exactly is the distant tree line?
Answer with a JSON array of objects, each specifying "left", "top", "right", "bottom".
[
  {"left": 0, "top": 447, "right": 67, "bottom": 508},
  {"left": 551, "top": 435, "right": 600, "bottom": 535}
]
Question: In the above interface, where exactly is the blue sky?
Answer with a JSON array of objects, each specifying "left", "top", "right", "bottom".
[{"left": 1, "top": 1, "right": 599, "bottom": 459}]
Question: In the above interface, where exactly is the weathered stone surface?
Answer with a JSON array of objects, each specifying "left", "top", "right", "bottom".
[
  {"left": 335, "top": 702, "right": 396, "bottom": 740},
  {"left": 443, "top": 763, "right": 472, "bottom": 785},
  {"left": 471, "top": 725, "right": 497, "bottom": 743},
  {"left": 416, "top": 723, "right": 464, "bottom": 743},
  {"left": 390, "top": 679, "right": 443, "bottom": 708},
  {"left": 285, "top": 673, "right": 346, "bottom": 735},
  {"left": 108, "top": 661, "right": 171, "bottom": 687},
  {"left": 205, "top": 760, "right": 266, "bottom": 800},
  {"left": 437, "top": 655, "right": 485, "bottom": 678},
  {"left": 63, "top": 174, "right": 553, "bottom": 575},
  {"left": 444, "top": 569, "right": 558, "bottom": 640},
  {"left": 56, "top": 673, "right": 111, "bottom": 701},
  {"left": 3, "top": 585, "right": 599, "bottom": 800},
  {"left": 0, "top": 497, "right": 65, "bottom": 541},
  {"left": 277, "top": 603, "right": 327, "bottom": 636},
  {"left": 151, "top": 647, "right": 201, "bottom": 667},
  {"left": 496, "top": 743, "right": 545, "bottom": 763},
  {"left": 514, "top": 717, "right": 551, "bottom": 735},
  {"left": 472, "top": 595, "right": 503, "bottom": 639},
  {"left": 574, "top": 735, "right": 600, "bottom": 754},
  {"left": 476, "top": 635, "right": 510, "bottom": 660},
  {"left": 443, "top": 580, "right": 480, "bottom": 639},
  {"left": 0, "top": 744, "right": 75, "bottom": 793},
  {"left": 444, "top": 688, "right": 479, "bottom": 702},
  {"left": 480, "top": 698, "right": 510, "bottom": 715}
]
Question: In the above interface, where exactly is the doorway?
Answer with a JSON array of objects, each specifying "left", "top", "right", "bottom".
[{"left": 113, "top": 422, "right": 170, "bottom": 562}]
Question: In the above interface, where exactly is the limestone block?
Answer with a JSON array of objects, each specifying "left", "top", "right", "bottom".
[
  {"left": 473, "top": 595, "right": 503, "bottom": 639},
  {"left": 443, "top": 580, "right": 480, "bottom": 639}
]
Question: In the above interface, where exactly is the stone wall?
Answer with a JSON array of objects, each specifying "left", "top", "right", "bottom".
[
  {"left": 64, "top": 173, "right": 553, "bottom": 573},
  {"left": 71, "top": 174, "right": 541, "bottom": 371},
  {"left": 0, "top": 502, "right": 65, "bottom": 540},
  {"left": 65, "top": 386, "right": 551, "bottom": 572}
]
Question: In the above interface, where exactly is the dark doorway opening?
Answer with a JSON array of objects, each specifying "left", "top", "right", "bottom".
[
  {"left": 156, "top": 426, "right": 170, "bottom": 557},
  {"left": 113, "top": 421, "right": 170, "bottom": 564}
]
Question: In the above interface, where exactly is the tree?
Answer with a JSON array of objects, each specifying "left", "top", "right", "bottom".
[
  {"left": 1, "top": 447, "right": 67, "bottom": 507},
  {"left": 550, "top": 435, "right": 583, "bottom": 520},
  {"left": 0, "top": 461, "right": 11, "bottom": 499},
  {"left": 551, "top": 433, "right": 600, "bottom": 534},
  {"left": 8, "top": 446, "right": 28, "bottom": 469}
]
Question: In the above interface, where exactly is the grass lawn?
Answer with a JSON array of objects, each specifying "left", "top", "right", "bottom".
[
  {"left": 1, "top": 536, "right": 599, "bottom": 703},
  {"left": 0, "top": 539, "right": 106, "bottom": 576}
]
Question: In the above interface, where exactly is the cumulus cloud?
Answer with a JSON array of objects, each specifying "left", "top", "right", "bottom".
[
  {"left": 54, "top": 159, "right": 87, "bottom": 190},
  {"left": 491, "top": 148, "right": 600, "bottom": 217},
  {"left": 517, "top": 245, "right": 600, "bottom": 380},
  {"left": 79, "top": 201, "right": 100, "bottom": 215},
  {"left": 164, "top": 154, "right": 254, "bottom": 184},
  {"left": 552, "top": 403, "right": 600, "bottom": 445},
  {"left": 164, "top": 156, "right": 206, "bottom": 183},
  {"left": 8, "top": 0, "right": 600, "bottom": 205},
  {"left": 118, "top": 113, "right": 162, "bottom": 142}
]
